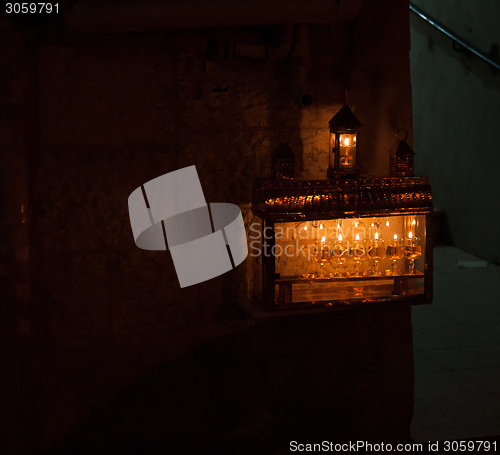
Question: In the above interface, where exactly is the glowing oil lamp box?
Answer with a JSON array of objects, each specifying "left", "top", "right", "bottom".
[{"left": 251, "top": 177, "right": 433, "bottom": 310}]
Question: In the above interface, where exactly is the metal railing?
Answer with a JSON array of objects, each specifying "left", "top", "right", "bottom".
[{"left": 410, "top": 2, "right": 500, "bottom": 71}]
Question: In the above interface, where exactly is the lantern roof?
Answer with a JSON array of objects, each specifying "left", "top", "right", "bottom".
[
  {"left": 393, "top": 139, "right": 415, "bottom": 156},
  {"left": 329, "top": 105, "right": 362, "bottom": 131}
]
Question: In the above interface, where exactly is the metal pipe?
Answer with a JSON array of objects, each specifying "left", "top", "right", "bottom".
[
  {"left": 64, "top": 0, "right": 364, "bottom": 34},
  {"left": 410, "top": 2, "right": 500, "bottom": 71}
]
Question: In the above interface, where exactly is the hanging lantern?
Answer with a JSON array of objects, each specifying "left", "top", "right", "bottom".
[
  {"left": 327, "top": 104, "right": 362, "bottom": 179},
  {"left": 389, "top": 132, "right": 415, "bottom": 177}
]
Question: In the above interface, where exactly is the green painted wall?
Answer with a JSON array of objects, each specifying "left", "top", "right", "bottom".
[{"left": 410, "top": 0, "right": 500, "bottom": 263}]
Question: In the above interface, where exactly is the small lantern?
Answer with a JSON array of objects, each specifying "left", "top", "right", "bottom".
[
  {"left": 327, "top": 104, "right": 362, "bottom": 179},
  {"left": 389, "top": 134, "right": 415, "bottom": 177},
  {"left": 271, "top": 143, "right": 295, "bottom": 180}
]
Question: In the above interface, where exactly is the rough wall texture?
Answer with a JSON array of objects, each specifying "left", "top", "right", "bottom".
[
  {"left": 410, "top": 0, "right": 500, "bottom": 262},
  {"left": 1, "top": 0, "right": 415, "bottom": 453}
]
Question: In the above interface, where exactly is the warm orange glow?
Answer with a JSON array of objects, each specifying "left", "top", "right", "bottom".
[
  {"left": 344, "top": 137, "right": 350, "bottom": 146},
  {"left": 268, "top": 214, "right": 428, "bottom": 306}
]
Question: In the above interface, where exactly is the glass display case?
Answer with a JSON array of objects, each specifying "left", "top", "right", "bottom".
[{"left": 252, "top": 177, "right": 432, "bottom": 310}]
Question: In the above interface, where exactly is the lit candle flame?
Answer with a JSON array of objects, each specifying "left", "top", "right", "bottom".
[
  {"left": 344, "top": 137, "right": 350, "bottom": 146},
  {"left": 304, "top": 225, "right": 307, "bottom": 231},
  {"left": 338, "top": 233, "right": 342, "bottom": 241},
  {"left": 386, "top": 221, "right": 390, "bottom": 227},
  {"left": 356, "top": 233, "right": 360, "bottom": 241},
  {"left": 394, "top": 234, "right": 398, "bottom": 241},
  {"left": 409, "top": 231, "right": 413, "bottom": 239},
  {"left": 320, "top": 223, "right": 323, "bottom": 229},
  {"left": 355, "top": 222, "right": 359, "bottom": 228},
  {"left": 321, "top": 235, "right": 325, "bottom": 244},
  {"left": 412, "top": 219, "right": 416, "bottom": 225},
  {"left": 375, "top": 232, "right": 379, "bottom": 240}
]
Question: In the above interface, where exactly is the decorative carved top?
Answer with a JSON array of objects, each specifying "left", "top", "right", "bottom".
[{"left": 252, "top": 177, "right": 432, "bottom": 221}]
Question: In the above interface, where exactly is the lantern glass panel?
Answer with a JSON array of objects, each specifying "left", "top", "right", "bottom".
[{"left": 339, "top": 133, "right": 357, "bottom": 169}]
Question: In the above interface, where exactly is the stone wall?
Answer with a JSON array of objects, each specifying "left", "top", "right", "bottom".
[{"left": 1, "top": 1, "right": 416, "bottom": 452}]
